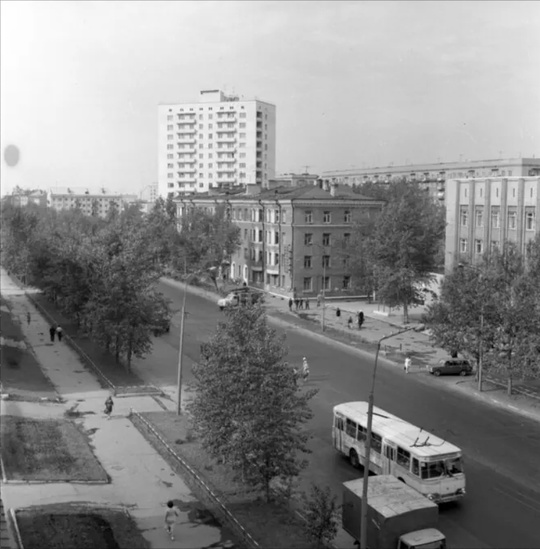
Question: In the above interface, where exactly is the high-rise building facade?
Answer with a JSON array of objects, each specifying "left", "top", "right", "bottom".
[
  {"left": 444, "top": 176, "right": 540, "bottom": 271},
  {"left": 158, "top": 90, "right": 276, "bottom": 198}
]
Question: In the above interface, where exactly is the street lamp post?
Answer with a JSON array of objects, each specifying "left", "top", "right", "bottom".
[
  {"left": 360, "top": 325, "right": 419, "bottom": 549},
  {"left": 176, "top": 277, "right": 188, "bottom": 415}
]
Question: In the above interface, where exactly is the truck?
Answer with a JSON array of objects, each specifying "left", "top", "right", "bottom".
[{"left": 343, "top": 475, "right": 446, "bottom": 549}]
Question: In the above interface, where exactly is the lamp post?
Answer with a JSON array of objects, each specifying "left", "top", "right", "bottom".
[
  {"left": 458, "top": 263, "right": 485, "bottom": 392},
  {"left": 360, "top": 325, "right": 420, "bottom": 549}
]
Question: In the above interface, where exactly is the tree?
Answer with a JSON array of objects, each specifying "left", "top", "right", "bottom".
[
  {"left": 360, "top": 180, "right": 445, "bottom": 322},
  {"left": 190, "top": 303, "right": 317, "bottom": 502},
  {"left": 302, "top": 484, "right": 340, "bottom": 548}
]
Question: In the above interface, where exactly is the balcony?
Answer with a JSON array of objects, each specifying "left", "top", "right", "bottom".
[
  {"left": 177, "top": 116, "right": 196, "bottom": 124},
  {"left": 178, "top": 178, "right": 196, "bottom": 185},
  {"left": 177, "top": 137, "right": 196, "bottom": 144},
  {"left": 217, "top": 177, "right": 236, "bottom": 185},
  {"left": 216, "top": 145, "right": 236, "bottom": 153},
  {"left": 218, "top": 157, "right": 236, "bottom": 163},
  {"left": 178, "top": 167, "right": 196, "bottom": 174},
  {"left": 177, "top": 127, "right": 196, "bottom": 134},
  {"left": 216, "top": 135, "right": 237, "bottom": 142},
  {"left": 177, "top": 145, "right": 196, "bottom": 153}
]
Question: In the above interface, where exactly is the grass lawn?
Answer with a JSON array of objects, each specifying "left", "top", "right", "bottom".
[
  {"left": 0, "top": 299, "right": 57, "bottom": 398},
  {"left": 1, "top": 416, "right": 109, "bottom": 482},
  {"left": 15, "top": 503, "right": 150, "bottom": 549},
  {"left": 131, "top": 411, "right": 314, "bottom": 549}
]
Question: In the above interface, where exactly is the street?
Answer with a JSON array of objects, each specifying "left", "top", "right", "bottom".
[{"left": 131, "top": 280, "right": 540, "bottom": 549}]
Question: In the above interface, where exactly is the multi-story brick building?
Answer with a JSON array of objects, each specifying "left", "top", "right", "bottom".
[
  {"left": 158, "top": 90, "right": 276, "bottom": 197},
  {"left": 444, "top": 176, "right": 540, "bottom": 271},
  {"left": 176, "top": 182, "right": 384, "bottom": 297}
]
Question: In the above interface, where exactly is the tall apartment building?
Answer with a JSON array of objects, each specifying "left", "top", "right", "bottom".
[
  {"left": 445, "top": 176, "right": 540, "bottom": 271},
  {"left": 175, "top": 183, "right": 384, "bottom": 298},
  {"left": 158, "top": 90, "right": 276, "bottom": 198}
]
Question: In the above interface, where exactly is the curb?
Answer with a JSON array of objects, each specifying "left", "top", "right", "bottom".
[
  {"left": 129, "top": 408, "right": 260, "bottom": 549},
  {"left": 1, "top": 479, "right": 109, "bottom": 485},
  {"left": 8, "top": 509, "right": 23, "bottom": 549}
]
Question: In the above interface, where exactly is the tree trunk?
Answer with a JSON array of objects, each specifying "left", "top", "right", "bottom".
[{"left": 403, "top": 300, "right": 409, "bottom": 324}]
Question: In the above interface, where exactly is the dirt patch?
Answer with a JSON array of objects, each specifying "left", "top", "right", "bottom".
[
  {"left": 1, "top": 416, "right": 109, "bottom": 482},
  {"left": 130, "top": 411, "right": 314, "bottom": 548},
  {"left": 15, "top": 503, "right": 149, "bottom": 549}
]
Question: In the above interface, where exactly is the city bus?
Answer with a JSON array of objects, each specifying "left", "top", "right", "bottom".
[{"left": 333, "top": 402, "right": 466, "bottom": 504}]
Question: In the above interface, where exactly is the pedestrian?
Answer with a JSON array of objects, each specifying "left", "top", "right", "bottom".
[
  {"left": 316, "top": 293, "right": 322, "bottom": 307},
  {"left": 26, "top": 311, "right": 31, "bottom": 325},
  {"left": 358, "top": 311, "right": 364, "bottom": 329},
  {"left": 49, "top": 325, "right": 56, "bottom": 343},
  {"left": 336, "top": 307, "right": 341, "bottom": 318},
  {"left": 56, "top": 325, "right": 63, "bottom": 342},
  {"left": 104, "top": 396, "right": 114, "bottom": 419},
  {"left": 404, "top": 356, "right": 412, "bottom": 374},
  {"left": 299, "top": 298, "right": 304, "bottom": 310},
  {"left": 164, "top": 500, "right": 180, "bottom": 541},
  {"left": 302, "top": 357, "right": 310, "bottom": 382},
  {"left": 305, "top": 298, "right": 310, "bottom": 310},
  {"left": 295, "top": 298, "right": 299, "bottom": 311},
  {"left": 292, "top": 367, "right": 299, "bottom": 385},
  {"left": 347, "top": 316, "right": 353, "bottom": 329},
  {"left": 288, "top": 297, "right": 293, "bottom": 312}
]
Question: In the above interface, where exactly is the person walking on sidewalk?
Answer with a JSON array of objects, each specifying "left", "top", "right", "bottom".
[
  {"left": 301, "top": 357, "right": 310, "bottom": 383},
  {"left": 357, "top": 311, "right": 364, "bottom": 329},
  {"left": 288, "top": 297, "right": 293, "bottom": 312},
  {"left": 56, "top": 325, "right": 64, "bottom": 342},
  {"left": 104, "top": 396, "right": 114, "bottom": 419},
  {"left": 49, "top": 325, "right": 56, "bottom": 343},
  {"left": 404, "top": 356, "right": 412, "bottom": 374},
  {"left": 347, "top": 316, "right": 353, "bottom": 329},
  {"left": 305, "top": 298, "right": 310, "bottom": 310},
  {"left": 164, "top": 500, "right": 180, "bottom": 541}
]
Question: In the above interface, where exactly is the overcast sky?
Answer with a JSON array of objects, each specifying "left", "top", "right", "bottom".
[{"left": 1, "top": 1, "right": 539, "bottom": 196}]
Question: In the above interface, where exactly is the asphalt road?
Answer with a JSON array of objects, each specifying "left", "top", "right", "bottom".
[{"left": 132, "top": 280, "right": 540, "bottom": 549}]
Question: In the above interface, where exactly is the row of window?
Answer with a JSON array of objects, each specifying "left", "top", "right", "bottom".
[
  {"left": 304, "top": 255, "right": 349, "bottom": 269},
  {"left": 304, "top": 233, "right": 351, "bottom": 246},
  {"left": 460, "top": 208, "right": 536, "bottom": 230},
  {"left": 303, "top": 276, "right": 351, "bottom": 291},
  {"left": 168, "top": 109, "right": 269, "bottom": 118},
  {"left": 305, "top": 210, "right": 351, "bottom": 224}
]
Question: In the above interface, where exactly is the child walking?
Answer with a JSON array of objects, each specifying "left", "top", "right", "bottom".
[{"left": 164, "top": 500, "right": 180, "bottom": 541}]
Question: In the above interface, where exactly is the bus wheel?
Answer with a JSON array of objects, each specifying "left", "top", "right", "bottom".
[{"left": 349, "top": 449, "right": 360, "bottom": 468}]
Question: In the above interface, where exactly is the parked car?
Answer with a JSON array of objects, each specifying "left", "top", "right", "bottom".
[
  {"left": 218, "top": 288, "right": 264, "bottom": 311},
  {"left": 428, "top": 358, "right": 473, "bottom": 376}
]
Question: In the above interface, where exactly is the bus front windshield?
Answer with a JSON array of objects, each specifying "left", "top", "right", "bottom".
[{"left": 420, "top": 457, "right": 463, "bottom": 479}]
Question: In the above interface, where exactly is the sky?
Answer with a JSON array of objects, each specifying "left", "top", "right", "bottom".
[{"left": 1, "top": 1, "right": 539, "bottom": 196}]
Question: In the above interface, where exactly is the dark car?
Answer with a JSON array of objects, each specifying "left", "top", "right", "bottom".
[{"left": 428, "top": 358, "right": 473, "bottom": 376}]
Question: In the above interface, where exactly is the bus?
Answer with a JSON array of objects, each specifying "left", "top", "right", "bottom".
[{"left": 333, "top": 402, "right": 466, "bottom": 504}]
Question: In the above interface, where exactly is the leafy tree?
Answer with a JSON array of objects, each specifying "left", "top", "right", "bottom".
[
  {"left": 359, "top": 180, "right": 445, "bottom": 322},
  {"left": 302, "top": 484, "right": 340, "bottom": 548},
  {"left": 190, "top": 303, "right": 317, "bottom": 502}
]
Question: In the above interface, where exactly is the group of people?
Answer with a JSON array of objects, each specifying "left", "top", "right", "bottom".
[
  {"left": 292, "top": 356, "right": 310, "bottom": 384},
  {"left": 49, "top": 324, "right": 64, "bottom": 342},
  {"left": 346, "top": 310, "right": 365, "bottom": 330},
  {"left": 288, "top": 297, "right": 310, "bottom": 311}
]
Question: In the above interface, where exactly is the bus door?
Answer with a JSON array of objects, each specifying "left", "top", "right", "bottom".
[
  {"left": 382, "top": 441, "right": 397, "bottom": 475},
  {"left": 333, "top": 414, "right": 344, "bottom": 452}
]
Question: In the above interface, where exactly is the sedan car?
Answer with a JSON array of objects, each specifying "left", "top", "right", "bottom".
[{"left": 428, "top": 358, "right": 473, "bottom": 376}]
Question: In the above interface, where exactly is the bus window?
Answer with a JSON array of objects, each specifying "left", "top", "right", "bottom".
[
  {"left": 421, "top": 461, "right": 445, "bottom": 479},
  {"left": 357, "top": 425, "right": 366, "bottom": 442},
  {"left": 345, "top": 418, "right": 357, "bottom": 438},
  {"left": 445, "top": 457, "right": 463, "bottom": 475},
  {"left": 372, "top": 432, "right": 382, "bottom": 453},
  {"left": 397, "top": 447, "right": 411, "bottom": 468},
  {"left": 334, "top": 416, "right": 344, "bottom": 430},
  {"left": 412, "top": 458, "right": 420, "bottom": 476}
]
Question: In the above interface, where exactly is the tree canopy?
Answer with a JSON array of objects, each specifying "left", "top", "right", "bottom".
[{"left": 190, "top": 303, "right": 317, "bottom": 502}]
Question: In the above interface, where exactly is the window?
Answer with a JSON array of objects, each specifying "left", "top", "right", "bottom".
[
  {"left": 323, "top": 211, "right": 331, "bottom": 224},
  {"left": 199, "top": 163, "right": 203, "bottom": 168},
  {"left": 396, "top": 447, "right": 411, "bottom": 468},
  {"left": 508, "top": 211, "right": 517, "bottom": 229},
  {"left": 475, "top": 239, "right": 483, "bottom": 254},
  {"left": 240, "top": 112, "right": 246, "bottom": 118},
  {"left": 343, "top": 233, "right": 351, "bottom": 246},
  {"left": 345, "top": 419, "right": 357, "bottom": 438},
  {"left": 167, "top": 125, "right": 173, "bottom": 131},
  {"left": 343, "top": 276, "right": 351, "bottom": 289},
  {"left": 490, "top": 240, "right": 499, "bottom": 252},
  {"left": 199, "top": 124, "right": 203, "bottom": 129},
  {"left": 167, "top": 154, "right": 173, "bottom": 159},
  {"left": 322, "top": 255, "right": 330, "bottom": 268},
  {"left": 322, "top": 276, "right": 330, "bottom": 290},
  {"left": 344, "top": 210, "right": 351, "bottom": 223},
  {"left": 491, "top": 208, "right": 500, "bottom": 228},
  {"left": 526, "top": 211, "right": 535, "bottom": 231},
  {"left": 167, "top": 134, "right": 173, "bottom": 141},
  {"left": 356, "top": 424, "right": 366, "bottom": 442},
  {"left": 167, "top": 144, "right": 173, "bottom": 150},
  {"left": 303, "top": 277, "right": 312, "bottom": 291},
  {"left": 274, "top": 232, "right": 279, "bottom": 244},
  {"left": 275, "top": 209, "right": 280, "bottom": 223},
  {"left": 460, "top": 208, "right": 468, "bottom": 227},
  {"left": 475, "top": 209, "right": 483, "bottom": 227},
  {"left": 460, "top": 239, "right": 468, "bottom": 253},
  {"left": 243, "top": 248, "right": 248, "bottom": 259},
  {"left": 412, "top": 458, "right": 420, "bottom": 476},
  {"left": 304, "top": 256, "right": 312, "bottom": 268},
  {"left": 304, "top": 233, "right": 313, "bottom": 246},
  {"left": 167, "top": 173, "right": 173, "bottom": 179},
  {"left": 167, "top": 115, "right": 173, "bottom": 121},
  {"left": 322, "top": 233, "right": 330, "bottom": 246},
  {"left": 240, "top": 122, "right": 246, "bottom": 128},
  {"left": 420, "top": 461, "right": 446, "bottom": 480},
  {"left": 305, "top": 211, "right": 313, "bottom": 223},
  {"left": 282, "top": 210, "right": 287, "bottom": 223},
  {"left": 371, "top": 432, "right": 382, "bottom": 453}
]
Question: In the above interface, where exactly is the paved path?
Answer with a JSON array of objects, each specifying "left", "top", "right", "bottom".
[{"left": 0, "top": 268, "right": 235, "bottom": 549}]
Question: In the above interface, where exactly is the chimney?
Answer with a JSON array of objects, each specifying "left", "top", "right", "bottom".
[{"left": 330, "top": 183, "right": 338, "bottom": 197}]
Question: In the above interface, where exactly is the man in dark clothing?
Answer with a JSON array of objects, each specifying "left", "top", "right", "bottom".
[
  {"left": 49, "top": 325, "right": 56, "bottom": 342},
  {"left": 358, "top": 311, "right": 364, "bottom": 329},
  {"left": 336, "top": 307, "right": 341, "bottom": 318},
  {"left": 288, "top": 297, "right": 293, "bottom": 312}
]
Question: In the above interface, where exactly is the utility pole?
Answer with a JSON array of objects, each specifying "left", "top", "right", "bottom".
[{"left": 176, "top": 278, "right": 188, "bottom": 415}]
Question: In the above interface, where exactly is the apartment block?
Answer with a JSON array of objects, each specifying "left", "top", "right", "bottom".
[
  {"left": 47, "top": 188, "right": 138, "bottom": 218},
  {"left": 176, "top": 183, "right": 384, "bottom": 298},
  {"left": 158, "top": 90, "right": 276, "bottom": 197},
  {"left": 444, "top": 176, "right": 540, "bottom": 271}
]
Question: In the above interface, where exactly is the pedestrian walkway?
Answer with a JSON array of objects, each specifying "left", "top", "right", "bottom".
[{"left": 0, "top": 269, "right": 235, "bottom": 549}]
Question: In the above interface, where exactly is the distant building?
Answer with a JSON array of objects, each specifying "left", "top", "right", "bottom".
[
  {"left": 267, "top": 173, "right": 320, "bottom": 189},
  {"left": 444, "top": 176, "right": 540, "bottom": 271},
  {"left": 139, "top": 182, "right": 159, "bottom": 203},
  {"left": 175, "top": 183, "right": 384, "bottom": 297},
  {"left": 322, "top": 157, "right": 540, "bottom": 203},
  {"left": 7, "top": 189, "right": 47, "bottom": 208},
  {"left": 158, "top": 89, "right": 276, "bottom": 197},
  {"left": 47, "top": 187, "right": 138, "bottom": 218}
]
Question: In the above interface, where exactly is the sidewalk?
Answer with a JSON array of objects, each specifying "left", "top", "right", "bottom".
[{"left": 0, "top": 268, "right": 237, "bottom": 549}]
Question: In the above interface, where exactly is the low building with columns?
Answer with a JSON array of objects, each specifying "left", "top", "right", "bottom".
[
  {"left": 444, "top": 176, "right": 540, "bottom": 271},
  {"left": 175, "top": 182, "right": 384, "bottom": 297}
]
